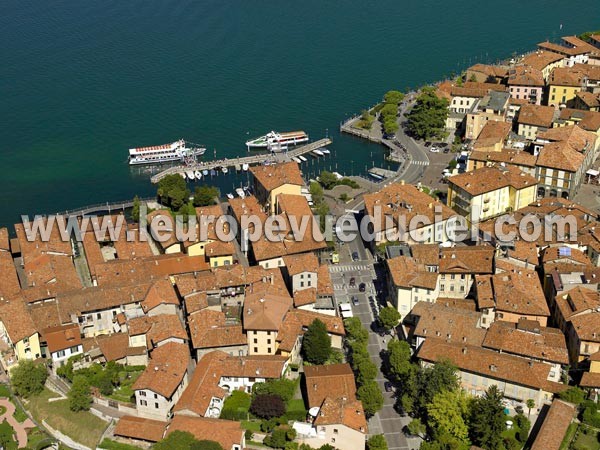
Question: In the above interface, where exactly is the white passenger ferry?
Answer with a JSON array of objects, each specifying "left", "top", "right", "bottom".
[
  {"left": 128, "top": 139, "right": 206, "bottom": 165},
  {"left": 245, "top": 130, "right": 309, "bottom": 150}
]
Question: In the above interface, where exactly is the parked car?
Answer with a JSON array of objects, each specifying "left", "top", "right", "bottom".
[
  {"left": 352, "top": 251, "right": 359, "bottom": 261},
  {"left": 385, "top": 382, "right": 394, "bottom": 393},
  {"left": 443, "top": 147, "right": 450, "bottom": 153},
  {"left": 352, "top": 295, "right": 359, "bottom": 306},
  {"left": 429, "top": 147, "right": 439, "bottom": 153},
  {"left": 359, "top": 283, "right": 366, "bottom": 292},
  {"left": 349, "top": 277, "right": 356, "bottom": 287},
  {"left": 424, "top": 141, "right": 432, "bottom": 147}
]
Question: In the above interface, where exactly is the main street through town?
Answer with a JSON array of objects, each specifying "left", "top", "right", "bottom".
[{"left": 329, "top": 217, "right": 421, "bottom": 450}]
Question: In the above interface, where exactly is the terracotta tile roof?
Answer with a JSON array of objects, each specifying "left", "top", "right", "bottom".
[
  {"left": 522, "top": 50, "right": 564, "bottom": 71},
  {"left": 275, "top": 194, "right": 327, "bottom": 255},
  {"left": 43, "top": 324, "right": 81, "bottom": 353},
  {"left": 167, "top": 415, "right": 244, "bottom": 450},
  {"left": 28, "top": 301, "right": 61, "bottom": 330},
  {"left": 314, "top": 397, "right": 367, "bottom": 434},
  {"left": 277, "top": 310, "right": 345, "bottom": 352},
  {"left": 14, "top": 220, "right": 72, "bottom": 264},
  {"left": 473, "top": 121, "right": 512, "bottom": 150},
  {"left": 549, "top": 67, "right": 585, "bottom": 86},
  {"left": 448, "top": 165, "right": 537, "bottom": 197},
  {"left": 283, "top": 252, "right": 319, "bottom": 276},
  {"left": 114, "top": 416, "right": 167, "bottom": 442},
  {"left": 492, "top": 268, "right": 550, "bottom": 317},
  {"left": 0, "top": 229, "right": 9, "bottom": 252},
  {"left": 141, "top": 279, "right": 180, "bottom": 313},
  {"left": 467, "top": 64, "right": 509, "bottom": 79},
  {"left": 508, "top": 65, "right": 545, "bottom": 87},
  {"left": 127, "top": 314, "right": 188, "bottom": 348},
  {"left": 558, "top": 108, "right": 600, "bottom": 131},
  {"left": 386, "top": 256, "right": 438, "bottom": 290},
  {"left": 407, "top": 301, "right": 486, "bottom": 346},
  {"left": 436, "top": 298, "right": 478, "bottom": 311},
  {"left": 83, "top": 332, "right": 145, "bottom": 362},
  {"left": 439, "top": 246, "right": 494, "bottom": 274},
  {"left": 517, "top": 104, "right": 556, "bottom": 127},
  {"left": 483, "top": 320, "right": 568, "bottom": 364},
  {"left": 569, "top": 313, "right": 600, "bottom": 342},
  {"left": 580, "top": 371, "right": 600, "bottom": 388},
  {"left": 317, "top": 264, "right": 334, "bottom": 297},
  {"left": 417, "top": 338, "right": 565, "bottom": 393},
  {"left": 174, "top": 351, "right": 228, "bottom": 416},
  {"left": 474, "top": 275, "right": 495, "bottom": 309},
  {"left": 469, "top": 149, "right": 538, "bottom": 168},
  {"left": 243, "top": 292, "right": 292, "bottom": 331},
  {"left": 0, "top": 251, "right": 21, "bottom": 297},
  {"left": 228, "top": 195, "right": 269, "bottom": 233},
  {"left": 204, "top": 240, "right": 235, "bottom": 258},
  {"left": 133, "top": 342, "right": 189, "bottom": 398},
  {"left": 541, "top": 246, "right": 591, "bottom": 266},
  {"left": 22, "top": 253, "right": 81, "bottom": 293},
  {"left": 220, "top": 354, "right": 287, "bottom": 379},
  {"left": 304, "top": 364, "right": 357, "bottom": 408},
  {"left": 0, "top": 296, "right": 38, "bottom": 342},
  {"left": 250, "top": 161, "right": 304, "bottom": 192},
  {"left": 293, "top": 287, "right": 317, "bottom": 307},
  {"left": 184, "top": 292, "right": 208, "bottom": 315},
  {"left": 410, "top": 244, "right": 440, "bottom": 267},
  {"left": 507, "top": 241, "right": 539, "bottom": 265},
  {"left": 530, "top": 399, "right": 576, "bottom": 450},
  {"left": 364, "top": 183, "right": 455, "bottom": 235},
  {"left": 576, "top": 90, "right": 600, "bottom": 109},
  {"left": 188, "top": 309, "right": 246, "bottom": 350},
  {"left": 572, "top": 62, "right": 600, "bottom": 80}
]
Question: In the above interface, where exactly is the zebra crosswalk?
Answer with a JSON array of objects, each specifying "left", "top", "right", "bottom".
[
  {"left": 329, "top": 264, "right": 371, "bottom": 273},
  {"left": 410, "top": 160, "right": 429, "bottom": 166}
]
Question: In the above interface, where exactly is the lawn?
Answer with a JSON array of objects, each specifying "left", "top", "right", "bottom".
[
  {"left": 570, "top": 424, "right": 600, "bottom": 450},
  {"left": 107, "top": 370, "right": 142, "bottom": 404},
  {"left": 25, "top": 388, "right": 108, "bottom": 448},
  {"left": 99, "top": 438, "right": 143, "bottom": 449},
  {"left": 0, "top": 418, "right": 18, "bottom": 450},
  {"left": 221, "top": 390, "right": 251, "bottom": 421},
  {"left": 241, "top": 420, "right": 262, "bottom": 432},
  {"left": 0, "top": 383, "right": 30, "bottom": 423}
]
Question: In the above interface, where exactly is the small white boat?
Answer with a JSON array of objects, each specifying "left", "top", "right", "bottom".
[
  {"left": 222, "top": 167, "right": 228, "bottom": 174},
  {"left": 202, "top": 169, "right": 209, "bottom": 176},
  {"left": 298, "top": 155, "right": 307, "bottom": 162},
  {"left": 312, "top": 149, "right": 324, "bottom": 157},
  {"left": 181, "top": 172, "right": 187, "bottom": 180},
  {"left": 235, "top": 188, "right": 246, "bottom": 199},
  {"left": 321, "top": 148, "right": 331, "bottom": 154},
  {"left": 186, "top": 170, "right": 195, "bottom": 180},
  {"left": 226, "top": 193, "right": 234, "bottom": 199},
  {"left": 292, "top": 157, "right": 301, "bottom": 163},
  {"left": 332, "top": 171, "right": 343, "bottom": 180},
  {"left": 242, "top": 163, "right": 249, "bottom": 171},
  {"left": 194, "top": 170, "right": 202, "bottom": 179}
]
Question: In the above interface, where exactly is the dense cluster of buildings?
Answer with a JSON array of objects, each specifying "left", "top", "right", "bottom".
[
  {"left": 0, "top": 162, "right": 363, "bottom": 450},
  {"left": 440, "top": 35, "right": 600, "bottom": 201}
]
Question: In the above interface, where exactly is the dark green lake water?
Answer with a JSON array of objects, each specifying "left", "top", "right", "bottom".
[{"left": 1, "top": 0, "right": 597, "bottom": 226}]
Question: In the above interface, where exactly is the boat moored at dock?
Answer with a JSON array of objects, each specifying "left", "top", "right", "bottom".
[
  {"left": 245, "top": 130, "right": 309, "bottom": 150},
  {"left": 128, "top": 139, "right": 205, "bottom": 165},
  {"left": 312, "top": 149, "right": 324, "bottom": 157}
]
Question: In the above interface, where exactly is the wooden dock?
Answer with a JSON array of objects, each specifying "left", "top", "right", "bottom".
[{"left": 150, "top": 138, "right": 332, "bottom": 184}]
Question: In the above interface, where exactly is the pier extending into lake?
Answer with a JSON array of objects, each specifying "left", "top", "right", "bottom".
[{"left": 150, "top": 138, "right": 333, "bottom": 184}]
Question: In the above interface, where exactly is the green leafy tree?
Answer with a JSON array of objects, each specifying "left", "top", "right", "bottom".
[
  {"left": 383, "top": 119, "right": 399, "bottom": 136},
  {"left": 68, "top": 375, "right": 92, "bottom": 411},
  {"left": 469, "top": 385, "right": 505, "bottom": 450},
  {"left": 250, "top": 394, "right": 286, "bottom": 419},
  {"left": 344, "top": 317, "right": 368, "bottom": 343},
  {"left": 559, "top": 386, "right": 586, "bottom": 405},
  {"left": 412, "top": 359, "right": 459, "bottom": 417},
  {"left": 193, "top": 185, "right": 220, "bottom": 207},
  {"left": 407, "top": 418, "right": 426, "bottom": 438},
  {"left": 367, "top": 434, "right": 388, "bottom": 450},
  {"left": 10, "top": 360, "right": 48, "bottom": 398},
  {"left": 154, "top": 431, "right": 211, "bottom": 450},
  {"left": 378, "top": 306, "right": 401, "bottom": 330},
  {"left": 157, "top": 173, "right": 189, "bottom": 209},
  {"left": 356, "top": 359, "right": 378, "bottom": 385},
  {"left": 131, "top": 195, "right": 141, "bottom": 222},
  {"left": 339, "top": 193, "right": 350, "bottom": 202},
  {"left": 514, "top": 413, "right": 531, "bottom": 443},
  {"left": 252, "top": 378, "right": 297, "bottom": 403},
  {"left": 427, "top": 389, "right": 470, "bottom": 444},
  {"left": 420, "top": 430, "right": 470, "bottom": 450},
  {"left": 525, "top": 398, "right": 535, "bottom": 418},
  {"left": 406, "top": 87, "right": 449, "bottom": 139},
  {"left": 318, "top": 171, "right": 339, "bottom": 190},
  {"left": 264, "top": 428, "right": 288, "bottom": 448},
  {"left": 357, "top": 380, "right": 384, "bottom": 416},
  {"left": 302, "top": 319, "right": 332, "bottom": 365},
  {"left": 309, "top": 181, "right": 324, "bottom": 204},
  {"left": 380, "top": 103, "right": 398, "bottom": 120},
  {"left": 383, "top": 90, "right": 405, "bottom": 105}
]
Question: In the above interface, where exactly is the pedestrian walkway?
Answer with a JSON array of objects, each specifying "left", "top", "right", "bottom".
[
  {"left": 0, "top": 398, "right": 35, "bottom": 448},
  {"left": 329, "top": 264, "right": 372, "bottom": 273},
  {"left": 411, "top": 160, "right": 429, "bottom": 166}
]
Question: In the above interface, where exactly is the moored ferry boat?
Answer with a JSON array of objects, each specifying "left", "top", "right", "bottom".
[
  {"left": 128, "top": 139, "right": 206, "bottom": 165},
  {"left": 245, "top": 130, "right": 309, "bottom": 150}
]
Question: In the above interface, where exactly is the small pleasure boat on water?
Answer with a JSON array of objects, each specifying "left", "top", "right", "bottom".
[
  {"left": 186, "top": 170, "right": 195, "bottom": 180},
  {"left": 235, "top": 188, "right": 246, "bottom": 199},
  {"left": 202, "top": 169, "right": 209, "bottom": 176},
  {"left": 195, "top": 170, "right": 202, "bottom": 179},
  {"left": 298, "top": 155, "right": 307, "bottom": 162},
  {"left": 222, "top": 167, "right": 228, "bottom": 174},
  {"left": 321, "top": 148, "right": 331, "bottom": 154},
  {"left": 312, "top": 149, "right": 324, "bottom": 157},
  {"left": 226, "top": 193, "right": 234, "bottom": 199},
  {"left": 292, "top": 157, "right": 301, "bottom": 163},
  {"left": 242, "top": 163, "right": 249, "bottom": 171}
]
